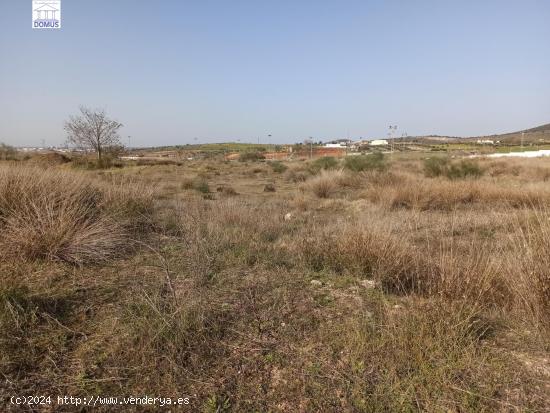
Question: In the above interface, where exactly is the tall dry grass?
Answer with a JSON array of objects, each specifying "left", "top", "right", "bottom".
[
  {"left": 334, "top": 298, "right": 511, "bottom": 412},
  {"left": 303, "top": 169, "right": 364, "bottom": 198},
  {"left": 507, "top": 209, "right": 550, "bottom": 343},
  {"left": 1, "top": 157, "right": 549, "bottom": 411},
  {"left": 0, "top": 165, "right": 153, "bottom": 265},
  {"left": 365, "top": 175, "right": 550, "bottom": 210}
]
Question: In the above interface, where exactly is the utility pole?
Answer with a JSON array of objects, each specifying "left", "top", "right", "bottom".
[
  {"left": 389, "top": 125, "right": 397, "bottom": 156},
  {"left": 521, "top": 131, "right": 524, "bottom": 151},
  {"left": 305, "top": 138, "right": 314, "bottom": 159}
]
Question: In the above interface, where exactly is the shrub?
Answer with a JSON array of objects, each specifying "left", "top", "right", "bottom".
[
  {"left": 28, "top": 152, "right": 71, "bottom": 166},
  {"left": 216, "top": 185, "right": 238, "bottom": 196},
  {"left": 239, "top": 152, "right": 265, "bottom": 162},
  {"left": 309, "top": 156, "right": 339, "bottom": 173},
  {"left": 423, "top": 157, "right": 449, "bottom": 177},
  {"left": 285, "top": 167, "right": 309, "bottom": 183},
  {"left": 69, "top": 152, "right": 125, "bottom": 169},
  {"left": 297, "top": 221, "right": 430, "bottom": 293},
  {"left": 0, "top": 144, "right": 18, "bottom": 161},
  {"left": 181, "top": 177, "right": 195, "bottom": 190},
  {"left": 344, "top": 152, "right": 386, "bottom": 172},
  {"left": 193, "top": 179, "right": 210, "bottom": 194},
  {"left": 446, "top": 160, "right": 483, "bottom": 179},
  {"left": 304, "top": 170, "right": 342, "bottom": 198},
  {"left": 269, "top": 161, "right": 288, "bottom": 173},
  {"left": 424, "top": 157, "right": 483, "bottom": 179},
  {"left": 181, "top": 177, "right": 210, "bottom": 193}
]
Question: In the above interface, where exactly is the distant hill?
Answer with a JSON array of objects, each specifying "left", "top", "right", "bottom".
[
  {"left": 401, "top": 123, "right": 550, "bottom": 145},
  {"left": 518, "top": 123, "right": 550, "bottom": 134},
  {"left": 486, "top": 123, "right": 550, "bottom": 144}
]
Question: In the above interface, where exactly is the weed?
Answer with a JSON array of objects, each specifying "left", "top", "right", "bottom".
[
  {"left": 269, "top": 161, "right": 288, "bottom": 173},
  {"left": 309, "top": 156, "right": 339, "bottom": 173},
  {"left": 344, "top": 152, "right": 387, "bottom": 172},
  {"left": 239, "top": 152, "right": 265, "bottom": 162}
]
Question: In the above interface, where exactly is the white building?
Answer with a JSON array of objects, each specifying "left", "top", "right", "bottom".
[{"left": 369, "top": 139, "right": 389, "bottom": 146}]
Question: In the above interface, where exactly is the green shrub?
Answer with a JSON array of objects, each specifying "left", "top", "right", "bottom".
[
  {"left": 193, "top": 179, "right": 210, "bottom": 193},
  {"left": 239, "top": 152, "right": 265, "bottom": 162},
  {"left": 269, "top": 161, "right": 288, "bottom": 173},
  {"left": 424, "top": 158, "right": 483, "bottom": 179},
  {"left": 446, "top": 160, "right": 484, "bottom": 179},
  {"left": 310, "top": 156, "right": 339, "bottom": 173},
  {"left": 344, "top": 152, "right": 386, "bottom": 172},
  {"left": 70, "top": 154, "right": 123, "bottom": 170},
  {"left": 423, "top": 157, "right": 449, "bottom": 177},
  {"left": 0, "top": 143, "right": 18, "bottom": 161}
]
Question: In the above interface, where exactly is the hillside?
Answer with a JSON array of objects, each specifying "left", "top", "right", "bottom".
[
  {"left": 403, "top": 123, "right": 550, "bottom": 145},
  {"left": 488, "top": 122, "right": 550, "bottom": 144},
  {"left": 521, "top": 123, "right": 550, "bottom": 134}
]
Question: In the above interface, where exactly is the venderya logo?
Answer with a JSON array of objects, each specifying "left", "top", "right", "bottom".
[{"left": 32, "top": 0, "right": 61, "bottom": 29}]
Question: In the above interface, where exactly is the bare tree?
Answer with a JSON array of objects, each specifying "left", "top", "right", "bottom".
[{"left": 64, "top": 106, "right": 123, "bottom": 162}]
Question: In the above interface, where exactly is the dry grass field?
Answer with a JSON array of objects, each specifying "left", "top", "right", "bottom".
[{"left": 1, "top": 153, "right": 549, "bottom": 412}]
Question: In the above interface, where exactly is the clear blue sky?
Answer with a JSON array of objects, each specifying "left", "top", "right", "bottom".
[{"left": 1, "top": 0, "right": 549, "bottom": 147}]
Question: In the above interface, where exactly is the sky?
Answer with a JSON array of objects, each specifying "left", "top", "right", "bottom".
[{"left": 1, "top": 0, "right": 549, "bottom": 147}]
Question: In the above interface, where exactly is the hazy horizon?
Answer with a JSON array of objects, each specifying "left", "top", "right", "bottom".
[{"left": 2, "top": 0, "right": 549, "bottom": 147}]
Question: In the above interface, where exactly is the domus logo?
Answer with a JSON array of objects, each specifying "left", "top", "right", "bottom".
[{"left": 32, "top": 0, "right": 61, "bottom": 29}]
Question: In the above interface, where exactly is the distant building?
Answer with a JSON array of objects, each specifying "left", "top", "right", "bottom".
[
  {"left": 369, "top": 139, "right": 389, "bottom": 146},
  {"left": 476, "top": 139, "right": 494, "bottom": 145},
  {"left": 324, "top": 143, "right": 347, "bottom": 148}
]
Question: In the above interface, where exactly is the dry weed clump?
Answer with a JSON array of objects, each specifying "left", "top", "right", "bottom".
[
  {"left": 0, "top": 165, "right": 153, "bottom": 265},
  {"left": 297, "top": 221, "right": 432, "bottom": 294},
  {"left": 303, "top": 169, "right": 346, "bottom": 198},
  {"left": 216, "top": 185, "right": 238, "bottom": 196},
  {"left": 285, "top": 163, "right": 310, "bottom": 183},
  {"left": 507, "top": 209, "right": 550, "bottom": 343}
]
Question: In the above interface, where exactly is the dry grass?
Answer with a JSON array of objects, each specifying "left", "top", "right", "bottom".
[
  {"left": 332, "top": 298, "right": 518, "bottom": 412},
  {"left": 0, "top": 164, "right": 152, "bottom": 265},
  {"left": 365, "top": 175, "right": 550, "bottom": 210},
  {"left": 506, "top": 209, "right": 550, "bottom": 344},
  {"left": 303, "top": 169, "right": 351, "bottom": 198},
  {"left": 1, "top": 155, "right": 549, "bottom": 412}
]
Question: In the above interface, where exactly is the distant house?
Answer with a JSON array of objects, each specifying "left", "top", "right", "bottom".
[
  {"left": 369, "top": 139, "right": 388, "bottom": 146},
  {"left": 476, "top": 139, "right": 494, "bottom": 145},
  {"left": 324, "top": 143, "right": 347, "bottom": 148}
]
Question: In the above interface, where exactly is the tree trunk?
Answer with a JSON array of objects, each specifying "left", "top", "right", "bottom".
[{"left": 97, "top": 139, "right": 102, "bottom": 162}]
